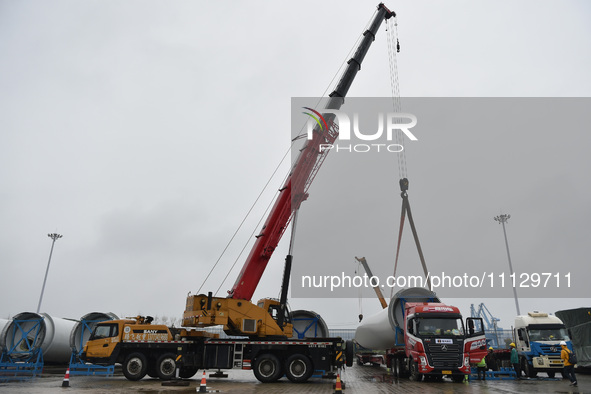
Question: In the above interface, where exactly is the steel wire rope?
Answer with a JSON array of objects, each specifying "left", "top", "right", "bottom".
[
  {"left": 197, "top": 146, "right": 292, "bottom": 295},
  {"left": 356, "top": 259, "right": 363, "bottom": 321},
  {"left": 386, "top": 16, "right": 409, "bottom": 298},
  {"left": 386, "top": 16, "right": 407, "bottom": 181},
  {"left": 215, "top": 169, "right": 291, "bottom": 297}
]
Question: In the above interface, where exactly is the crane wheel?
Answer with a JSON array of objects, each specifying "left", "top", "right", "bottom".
[
  {"left": 123, "top": 352, "right": 148, "bottom": 381},
  {"left": 285, "top": 354, "right": 313, "bottom": 383},
  {"left": 156, "top": 353, "right": 177, "bottom": 380},
  {"left": 253, "top": 353, "right": 283, "bottom": 383}
]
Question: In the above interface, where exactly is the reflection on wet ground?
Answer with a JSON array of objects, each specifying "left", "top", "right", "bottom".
[{"left": 0, "top": 364, "right": 587, "bottom": 393}]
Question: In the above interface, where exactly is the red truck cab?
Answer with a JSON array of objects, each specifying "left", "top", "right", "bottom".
[{"left": 403, "top": 303, "right": 487, "bottom": 381}]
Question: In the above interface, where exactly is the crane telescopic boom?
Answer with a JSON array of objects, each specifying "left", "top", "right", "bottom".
[
  {"left": 355, "top": 256, "right": 388, "bottom": 310},
  {"left": 183, "top": 4, "right": 395, "bottom": 338},
  {"left": 229, "top": 3, "right": 395, "bottom": 301}
]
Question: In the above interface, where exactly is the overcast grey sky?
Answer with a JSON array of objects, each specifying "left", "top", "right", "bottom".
[{"left": 1, "top": 1, "right": 590, "bottom": 331}]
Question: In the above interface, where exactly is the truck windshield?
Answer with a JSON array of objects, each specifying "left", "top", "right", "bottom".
[
  {"left": 90, "top": 324, "right": 118, "bottom": 340},
  {"left": 417, "top": 318, "right": 464, "bottom": 337},
  {"left": 527, "top": 327, "right": 570, "bottom": 341}
]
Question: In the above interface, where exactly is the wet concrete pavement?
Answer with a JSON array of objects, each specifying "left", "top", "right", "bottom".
[{"left": 0, "top": 365, "right": 588, "bottom": 393}]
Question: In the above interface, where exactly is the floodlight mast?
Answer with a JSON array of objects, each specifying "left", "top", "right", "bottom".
[
  {"left": 37, "top": 233, "right": 63, "bottom": 313},
  {"left": 494, "top": 214, "right": 521, "bottom": 315}
]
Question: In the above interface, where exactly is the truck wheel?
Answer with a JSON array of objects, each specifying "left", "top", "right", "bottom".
[
  {"left": 253, "top": 353, "right": 282, "bottom": 383},
  {"left": 285, "top": 354, "right": 313, "bottom": 383},
  {"left": 395, "top": 358, "right": 409, "bottom": 378},
  {"left": 393, "top": 358, "right": 400, "bottom": 377},
  {"left": 345, "top": 340, "right": 354, "bottom": 367},
  {"left": 156, "top": 353, "right": 177, "bottom": 380},
  {"left": 523, "top": 361, "right": 537, "bottom": 378},
  {"left": 409, "top": 360, "right": 423, "bottom": 382},
  {"left": 123, "top": 352, "right": 148, "bottom": 381},
  {"left": 451, "top": 374, "right": 464, "bottom": 383},
  {"left": 180, "top": 367, "right": 198, "bottom": 379}
]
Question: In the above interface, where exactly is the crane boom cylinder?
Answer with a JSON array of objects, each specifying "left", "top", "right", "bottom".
[{"left": 276, "top": 254, "right": 292, "bottom": 329}]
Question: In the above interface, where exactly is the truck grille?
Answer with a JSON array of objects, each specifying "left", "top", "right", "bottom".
[
  {"left": 425, "top": 343, "right": 462, "bottom": 368},
  {"left": 538, "top": 344, "right": 561, "bottom": 354}
]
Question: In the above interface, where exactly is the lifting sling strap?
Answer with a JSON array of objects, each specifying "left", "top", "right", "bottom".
[{"left": 392, "top": 178, "right": 432, "bottom": 290}]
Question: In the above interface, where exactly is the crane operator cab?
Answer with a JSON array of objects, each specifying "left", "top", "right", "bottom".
[{"left": 258, "top": 298, "right": 292, "bottom": 333}]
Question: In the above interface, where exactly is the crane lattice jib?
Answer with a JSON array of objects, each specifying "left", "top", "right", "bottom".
[{"left": 229, "top": 3, "right": 395, "bottom": 301}]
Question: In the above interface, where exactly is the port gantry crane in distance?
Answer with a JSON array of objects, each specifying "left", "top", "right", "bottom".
[
  {"left": 183, "top": 4, "right": 396, "bottom": 339},
  {"left": 470, "top": 303, "right": 501, "bottom": 347}
]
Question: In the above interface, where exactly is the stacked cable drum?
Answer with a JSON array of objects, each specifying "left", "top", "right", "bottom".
[
  {"left": 69, "top": 312, "right": 119, "bottom": 356},
  {"left": 290, "top": 310, "right": 330, "bottom": 339},
  {"left": 0, "top": 312, "right": 76, "bottom": 363}
]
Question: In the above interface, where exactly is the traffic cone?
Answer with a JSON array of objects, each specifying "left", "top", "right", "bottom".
[
  {"left": 61, "top": 368, "right": 70, "bottom": 387},
  {"left": 198, "top": 370, "right": 207, "bottom": 393},
  {"left": 333, "top": 373, "right": 343, "bottom": 393}
]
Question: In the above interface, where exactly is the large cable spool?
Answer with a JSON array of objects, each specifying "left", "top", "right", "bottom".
[
  {"left": 0, "top": 312, "right": 77, "bottom": 363},
  {"left": 69, "top": 312, "right": 118, "bottom": 354},
  {"left": 354, "top": 287, "right": 439, "bottom": 350},
  {"left": 290, "top": 310, "right": 330, "bottom": 339}
]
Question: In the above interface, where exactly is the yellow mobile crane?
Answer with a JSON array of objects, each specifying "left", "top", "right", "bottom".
[{"left": 83, "top": 3, "right": 396, "bottom": 383}]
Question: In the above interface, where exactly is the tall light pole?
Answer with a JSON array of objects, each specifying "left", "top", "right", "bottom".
[
  {"left": 494, "top": 214, "right": 521, "bottom": 315},
  {"left": 37, "top": 233, "right": 63, "bottom": 313}
]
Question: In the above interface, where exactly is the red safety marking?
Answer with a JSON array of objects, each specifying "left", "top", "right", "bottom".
[
  {"left": 123, "top": 340, "right": 193, "bottom": 344},
  {"left": 206, "top": 341, "right": 333, "bottom": 345}
]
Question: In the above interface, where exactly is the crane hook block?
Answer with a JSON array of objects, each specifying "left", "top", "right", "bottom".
[{"left": 399, "top": 178, "right": 409, "bottom": 192}]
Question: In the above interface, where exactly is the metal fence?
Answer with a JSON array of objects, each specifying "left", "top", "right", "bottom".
[
  {"left": 486, "top": 328, "right": 515, "bottom": 349},
  {"left": 328, "top": 329, "right": 356, "bottom": 341}
]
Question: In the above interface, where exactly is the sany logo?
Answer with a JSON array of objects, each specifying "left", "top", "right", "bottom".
[{"left": 302, "top": 107, "right": 418, "bottom": 153}]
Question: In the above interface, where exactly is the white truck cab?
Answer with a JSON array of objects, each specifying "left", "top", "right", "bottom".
[{"left": 514, "top": 311, "right": 573, "bottom": 378}]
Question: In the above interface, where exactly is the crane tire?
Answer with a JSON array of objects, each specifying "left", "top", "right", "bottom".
[
  {"left": 123, "top": 352, "right": 148, "bottom": 381},
  {"left": 285, "top": 354, "right": 313, "bottom": 383},
  {"left": 156, "top": 353, "right": 177, "bottom": 380},
  {"left": 253, "top": 353, "right": 283, "bottom": 383}
]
